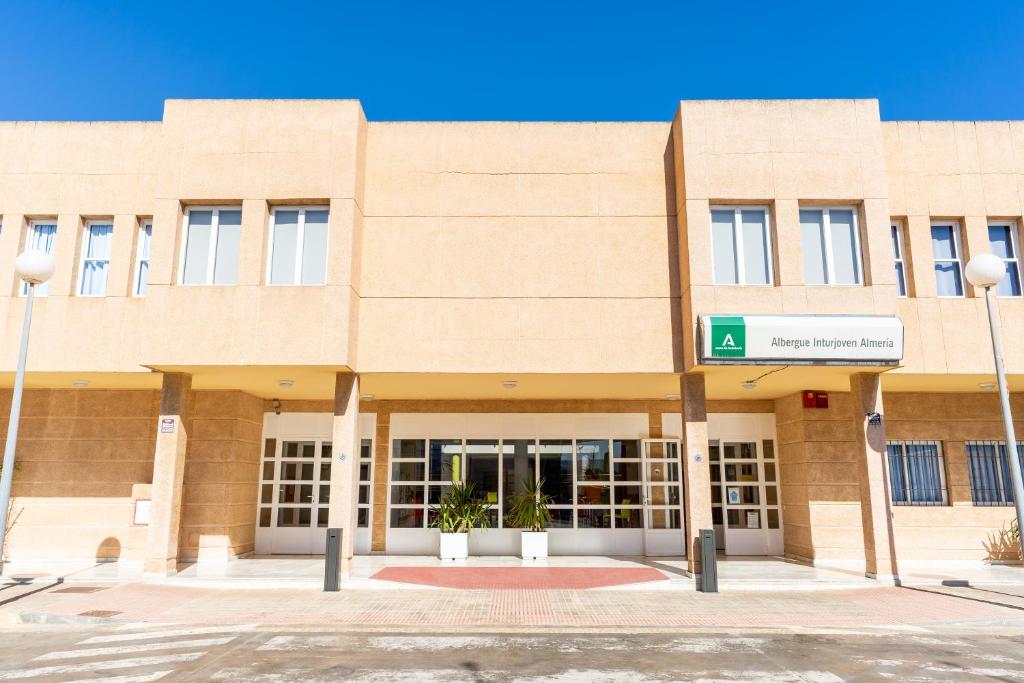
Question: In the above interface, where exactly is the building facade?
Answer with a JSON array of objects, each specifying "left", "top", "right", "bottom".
[{"left": 1, "top": 98, "right": 1023, "bottom": 579}]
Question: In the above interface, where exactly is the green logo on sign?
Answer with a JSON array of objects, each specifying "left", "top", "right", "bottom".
[{"left": 710, "top": 316, "right": 746, "bottom": 358}]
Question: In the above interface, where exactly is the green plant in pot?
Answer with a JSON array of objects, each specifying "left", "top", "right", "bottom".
[
  {"left": 506, "top": 478, "right": 553, "bottom": 560},
  {"left": 430, "top": 481, "right": 491, "bottom": 560}
]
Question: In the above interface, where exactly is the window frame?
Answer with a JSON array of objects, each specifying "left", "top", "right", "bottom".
[
  {"left": 386, "top": 437, "right": 676, "bottom": 531},
  {"left": 966, "top": 440, "right": 1024, "bottom": 506},
  {"left": 800, "top": 206, "right": 865, "bottom": 286},
  {"left": 930, "top": 220, "right": 966, "bottom": 298},
  {"left": 709, "top": 205, "right": 775, "bottom": 286},
  {"left": 77, "top": 219, "right": 114, "bottom": 297},
  {"left": 177, "top": 205, "right": 242, "bottom": 286},
  {"left": 266, "top": 205, "right": 330, "bottom": 286},
  {"left": 21, "top": 219, "right": 58, "bottom": 297},
  {"left": 890, "top": 220, "right": 908, "bottom": 297},
  {"left": 987, "top": 219, "right": 1023, "bottom": 298},
  {"left": 886, "top": 440, "right": 948, "bottom": 506},
  {"left": 133, "top": 218, "right": 153, "bottom": 297}
]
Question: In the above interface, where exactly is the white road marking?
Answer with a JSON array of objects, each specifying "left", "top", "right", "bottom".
[
  {"left": 33, "top": 635, "right": 236, "bottom": 661},
  {"left": 257, "top": 635, "right": 339, "bottom": 651},
  {"left": 80, "top": 625, "right": 251, "bottom": 644},
  {"left": 0, "top": 652, "right": 203, "bottom": 679},
  {"left": 64, "top": 671, "right": 172, "bottom": 683},
  {"left": 925, "top": 665, "right": 1024, "bottom": 679}
]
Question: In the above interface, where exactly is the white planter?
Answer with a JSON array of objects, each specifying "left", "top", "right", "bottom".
[
  {"left": 439, "top": 532, "right": 469, "bottom": 560},
  {"left": 521, "top": 531, "right": 548, "bottom": 560}
]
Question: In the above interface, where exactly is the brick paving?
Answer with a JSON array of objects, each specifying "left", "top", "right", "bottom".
[
  {"left": 8, "top": 582, "right": 1024, "bottom": 631},
  {"left": 370, "top": 566, "right": 668, "bottom": 589}
]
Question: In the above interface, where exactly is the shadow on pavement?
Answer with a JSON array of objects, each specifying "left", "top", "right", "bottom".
[
  {"left": 902, "top": 584, "right": 1024, "bottom": 612},
  {"left": 0, "top": 580, "right": 62, "bottom": 607}
]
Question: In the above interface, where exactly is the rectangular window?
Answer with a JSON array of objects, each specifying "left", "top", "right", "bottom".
[
  {"left": 886, "top": 441, "right": 947, "bottom": 506},
  {"left": 179, "top": 207, "right": 242, "bottom": 285},
  {"left": 966, "top": 441, "right": 1024, "bottom": 506},
  {"left": 78, "top": 221, "right": 113, "bottom": 296},
  {"left": 710, "top": 206, "right": 773, "bottom": 285},
  {"left": 988, "top": 221, "right": 1022, "bottom": 297},
  {"left": 134, "top": 220, "right": 152, "bottom": 296},
  {"left": 891, "top": 221, "right": 908, "bottom": 297},
  {"left": 21, "top": 220, "right": 58, "bottom": 296},
  {"left": 931, "top": 222, "right": 964, "bottom": 297},
  {"left": 799, "top": 207, "right": 862, "bottom": 285},
  {"left": 268, "top": 207, "right": 329, "bottom": 285}
]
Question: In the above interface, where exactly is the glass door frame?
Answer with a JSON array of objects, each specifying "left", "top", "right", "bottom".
[
  {"left": 709, "top": 438, "right": 782, "bottom": 555},
  {"left": 256, "top": 437, "right": 333, "bottom": 554},
  {"left": 640, "top": 438, "right": 686, "bottom": 556}
]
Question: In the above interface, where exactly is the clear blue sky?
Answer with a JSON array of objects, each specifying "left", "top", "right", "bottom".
[{"left": 2, "top": 0, "right": 1023, "bottom": 122}]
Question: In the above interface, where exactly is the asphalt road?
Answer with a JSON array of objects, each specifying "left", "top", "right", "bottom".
[{"left": 1, "top": 623, "right": 1023, "bottom": 682}]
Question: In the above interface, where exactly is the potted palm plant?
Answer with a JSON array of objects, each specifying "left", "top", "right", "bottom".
[
  {"left": 430, "top": 481, "right": 492, "bottom": 560},
  {"left": 506, "top": 478, "right": 553, "bottom": 560}
]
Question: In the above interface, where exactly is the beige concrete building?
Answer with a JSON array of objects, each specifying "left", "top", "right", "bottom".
[{"left": 1, "top": 98, "right": 1022, "bottom": 579}]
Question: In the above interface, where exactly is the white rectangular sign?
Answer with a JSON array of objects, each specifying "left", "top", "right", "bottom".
[{"left": 699, "top": 314, "right": 903, "bottom": 364}]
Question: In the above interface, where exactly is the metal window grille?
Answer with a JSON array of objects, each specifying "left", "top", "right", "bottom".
[{"left": 886, "top": 441, "right": 947, "bottom": 506}]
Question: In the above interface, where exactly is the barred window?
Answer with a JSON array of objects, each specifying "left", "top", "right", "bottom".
[
  {"left": 966, "top": 441, "right": 1024, "bottom": 506},
  {"left": 886, "top": 441, "right": 947, "bottom": 506}
]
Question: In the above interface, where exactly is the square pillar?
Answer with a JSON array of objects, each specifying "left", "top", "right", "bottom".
[
  {"left": 681, "top": 373, "right": 713, "bottom": 575},
  {"left": 850, "top": 372, "right": 899, "bottom": 583},
  {"left": 144, "top": 373, "right": 191, "bottom": 576},
  {"left": 328, "top": 373, "right": 360, "bottom": 575}
]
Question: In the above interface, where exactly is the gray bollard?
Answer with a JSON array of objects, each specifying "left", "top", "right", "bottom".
[
  {"left": 699, "top": 528, "right": 718, "bottom": 593},
  {"left": 324, "top": 527, "right": 342, "bottom": 592}
]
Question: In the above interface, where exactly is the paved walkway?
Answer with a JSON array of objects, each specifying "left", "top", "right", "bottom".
[
  {"left": 8, "top": 581, "right": 1024, "bottom": 632},
  {"left": 369, "top": 566, "right": 669, "bottom": 589}
]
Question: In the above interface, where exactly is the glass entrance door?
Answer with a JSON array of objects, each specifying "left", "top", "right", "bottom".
[
  {"left": 255, "top": 438, "right": 332, "bottom": 554},
  {"left": 640, "top": 439, "right": 686, "bottom": 556},
  {"left": 709, "top": 439, "right": 782, "bottom": 555}
]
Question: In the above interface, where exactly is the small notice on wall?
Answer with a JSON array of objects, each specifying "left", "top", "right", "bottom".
[
  {"left": 133, "top": 499, "right": 151, "bottom": 526},
  {"left": 160, "top": 418, "right": 175, "bottom": 433},
  {"left": 727, "top": 487, "right": 740, "bottom": 505}
]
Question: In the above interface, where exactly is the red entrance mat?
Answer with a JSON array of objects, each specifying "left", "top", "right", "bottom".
[{"left": 369, "top": 566, "right": 668, "bottom": 589}]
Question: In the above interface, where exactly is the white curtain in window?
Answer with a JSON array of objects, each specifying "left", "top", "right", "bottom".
[
  {"left": 270, "top": 210, "right": 299, "bottom": 284},
  {"left": 828, "top": 209, "right": 859, "bottom": 284},
  {"left": 300, "top": 210, "right": 329, "bottom": 285},
  {"left": 740, "top": 209, "right": 770, "bottom": 285},
  {"left": 931, "top": 225, "right": 963, "bottom": 296},
  {"left": 799, "top": 210, "right": 828, "bottom": 285},
  {"left": 80, "top": 223, "right": 112, "bottom": 296},
  {"left": 135, "top": 223, "right": 152, "bottom": 296},
  {"left": 212, "top": 210, "right": 241, "bottom": 285},
  {"left": 24, "top": 223, "right": 57, "bottom": 296},
  {"left": 989, "top": 224, "right": 1022, "bottom": 297},
  {"left": 182, "top": 211, "right": 213, "bottom": 285},
  {"left": 711, "top": 210, "right": 738, "bottom": 284}
]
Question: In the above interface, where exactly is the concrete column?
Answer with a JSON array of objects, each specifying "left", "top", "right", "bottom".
[
  {"left": 371, "top": 406, "right": 391, "bottom": 552},
  {"left": 850, "top": 372, "right": 899, "bottom": 583},
  {"left": 144, "top": 373, "right": 192, "bottom": 576},
  {"left": 328, "top": 373, "right": 360, "bottom": 575},
  {"left": 680, "top": 373, "right": 713, "bottom": 575}
]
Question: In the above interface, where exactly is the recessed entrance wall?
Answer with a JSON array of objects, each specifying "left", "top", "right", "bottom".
[
  {"left": 707, "top": 413, "right": 782, "bottom": 556},
  {"left": 386, "top": 413, "right": 687, "bottom": 556},
  {"left": 255, "top": 412, "right": 376, "bottom": 555}
]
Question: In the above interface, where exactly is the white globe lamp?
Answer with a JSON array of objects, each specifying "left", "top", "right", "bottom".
[
  {"left": 14, "top": 250, "right": 55, "bottom": 285},
  {"left": 965, "top": 253, "right": 1006, "bottom": 289},
  {"left": 968, "top": 252, "right": 1024, "bottom": 564},
  {"left": 0, "top": 249, "right": 56, "bottom": 570}
]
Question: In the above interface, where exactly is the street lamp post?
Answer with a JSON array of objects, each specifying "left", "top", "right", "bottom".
[
  {"left": 0, "top": 251, "right": 55, "bottom": 573},
  {"left": 966, "top": 253, "right": 1024, "bottom": 562}
]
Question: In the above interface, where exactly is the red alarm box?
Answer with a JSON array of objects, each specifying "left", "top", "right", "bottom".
[{"left": 802, "top": 391, "right": 829, "bottom": 409}]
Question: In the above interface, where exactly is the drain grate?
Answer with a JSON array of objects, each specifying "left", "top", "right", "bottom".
[
  {"left": 78, "top": 610, "right": 122, "bottom": 618},
  {"left": 54, "top": 587, "right": 107, "bottom": 594}
]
